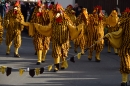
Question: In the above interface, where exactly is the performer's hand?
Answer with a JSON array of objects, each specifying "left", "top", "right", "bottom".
[
  {"left": 77, "top": 23, "right": 84, "bottom": 31},
  {"left": 106, "top": 24, "right": 110, "bottom": 28},
  {"left": 25, "top": 26, "right": 29, "bottom": 30},
  {"left": 15, "top": 18, "right": 20, "bottom": 22},
  {"left": 103, "top": 36, "right": 108, "bottom": 40},
  {"left": 6, "top": 20, "right": 9, "bottom": 24}
]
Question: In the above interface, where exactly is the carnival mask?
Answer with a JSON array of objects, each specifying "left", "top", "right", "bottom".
[
  {"left": 36, "top": 7, "right": 43, "bottom": 17},
  {"left": 39, "top": 8, "right": 42, "bottom": 12},
  {"left": 56, "top": 13, "right": 61, "bottom": 18},
  {"left": 55, "top": 12, "right": 63, "bottom": 23},
  {"left": 14, "top": 7, "right": 18, "bottom": 14}
]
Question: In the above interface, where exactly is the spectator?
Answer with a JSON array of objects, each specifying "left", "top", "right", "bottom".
[
  {"left": 0, "top": 1, "right": 6, "bottom": 18},
  {"left": 5, "top": 1, "right": 10, "bottom": 13},
  {"left": 115, "top": 5, "right": 121, "bottom": 17},
  {"left": 28, "top": 4, "right": 35, "bottom": 22},
  {"left": 21, "top": 2, "right": 27, "bottom": 21},
  {"left": 9, "top": 1, "right": 14, "bottom": 10},
  {"left": 77, "top": 6, "right": 83, "bottom": 16},
  {"left": 26, "top": 10, "right": 30, "bottom": 22},
  {"left": 73, "top": 3, "right": 79, "bottom": 17}
]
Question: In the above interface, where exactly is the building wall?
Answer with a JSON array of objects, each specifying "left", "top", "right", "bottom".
[
  {"left": 54, "top": 0, "right": 75, "bottom": 9},
  {"left": 75, "top": 0, "right": 130, "bottom": 15},
  {"left": 11, "top": 0, "right": 75, "bottom": 8}
]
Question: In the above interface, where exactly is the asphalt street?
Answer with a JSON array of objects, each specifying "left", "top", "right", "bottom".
[{"left": 0, "top": 31, "right": 129, "bottom": 86}]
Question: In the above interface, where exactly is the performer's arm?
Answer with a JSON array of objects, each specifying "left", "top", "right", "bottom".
[
  {"left": 48, "top": 10, "right": 54, "bottom": 22},
  {"left": 68, "top": 22, "right": 84, "bottom": 40},
  {"left": 105, "top": 27, "right": 122, "bottom": 39},
  {"left": 3, "top": 18, "right": 9, "bottom": 29},
  {"left": 17, "top": 18, "right": 52, "bottom": 37},
  {"left": 33, "top": 23, "right": 52, "bottom": 37},
  {"left": 104, "top": 27, "right": 123, "bottom": 48},
  {"left": 0, "top": 21, "right": 3, "bottom": 44}
]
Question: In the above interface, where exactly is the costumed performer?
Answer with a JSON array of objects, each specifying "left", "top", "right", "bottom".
[
  {"left": 17, "top": 3, "right": 84, "bottom": 72},
  {"left": 29, "top": 0, "right": 51, "bottom": 65},
  {"left": 86, "top": 5, "right": 105, "bottom": 62},
  {"left": 104, "top": 8, "right": 130, "bottom": 86},
  {"left": 4, "top": 0, "right": 24, "bottom": 57}
]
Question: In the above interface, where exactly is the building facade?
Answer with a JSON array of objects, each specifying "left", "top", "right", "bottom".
[{"left": 75, "top": 0, "right": 130, "bottom": 14}]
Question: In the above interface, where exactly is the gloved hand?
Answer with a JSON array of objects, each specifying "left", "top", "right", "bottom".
[{"left": 103, "top": 34, "right": 109, "bottom": 40}]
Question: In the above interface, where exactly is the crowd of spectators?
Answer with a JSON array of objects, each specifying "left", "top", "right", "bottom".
[
  {"left": 0, "top": 1, "right": 83, "bottom": 20},
  {"left": 0, "top": 0, "right": 36, "bottom": 20},
  {"left": 0, "top": 0, "right": 121, "bottom": 22}
]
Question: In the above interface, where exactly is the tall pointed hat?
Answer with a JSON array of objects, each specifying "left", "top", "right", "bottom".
[{"left": 14, "top": 0, "right": 20, "bottom": 7}]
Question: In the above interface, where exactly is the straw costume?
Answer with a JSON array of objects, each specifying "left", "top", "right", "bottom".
[
  {"left": 18, "top": 3, "right": 83, "bottom": 72},
  {"left": 4, "top": 0, "right": 24, "bottom": 57},
  {"left": 86, "top": 6, "right": 105, "bottom": 62},
  {"left": 29, "top": 0, "right": 51, "bottom": 65},
  {"left": 74, "top": 8, "right": 88, "bottom": 55},
  {"left": 65, "top": 4, "right": 76, "bottom": 48},
  {"left": 105, "top": 10, "right": 119, "bottom": 54},
  {"left": 0, "top": 15, "right": 3, "bottom": 44},
  {"left": 104, "top": 8, "right": 130, "bottom": 86}
]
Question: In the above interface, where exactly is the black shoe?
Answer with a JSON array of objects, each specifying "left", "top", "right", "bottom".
[
  {"left": 53, "top": 69, "right": 59, "bottom": 72},
  {"left": 81, "top": 53, "right": 85, "bottom": 55},
  {"left": 6, "top": 53, "right": 10, "bottom": 55},
  {"left": 121, "top": 82, "right": 127, "bottom": 86},
  {"left": 61, "top": 67, "right": 65, "bottom": 70},
  {"left": 115, "top": 53, "right": 118, "bottom": 55},
  {"left": 35, "top": 52, "right": 37, "bottom": 55},
  {"left": 95, "top": 59, "right": 100, "bottom": 62},
  {"left": 41, "top": 61, "right": 45, "bottom": 63},
  {"left": 74, "top": 50, "right": 77, "bottom": 53},
  {"left": 36, "top": 62, "right": 41, "bottom": 65},
  {"left": 53, "top": 63, "right": 59, "bottom": 72},
  {"left": 88, "top": 58, "right": 92, "bottom": 61},
  {"left": 14, "top": 53, "right": 20, "bottom": 57}
]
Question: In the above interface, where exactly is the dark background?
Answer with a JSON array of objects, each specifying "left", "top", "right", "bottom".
[{"left": 75, "top": 0, "right": 130, "bottom": 15}]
